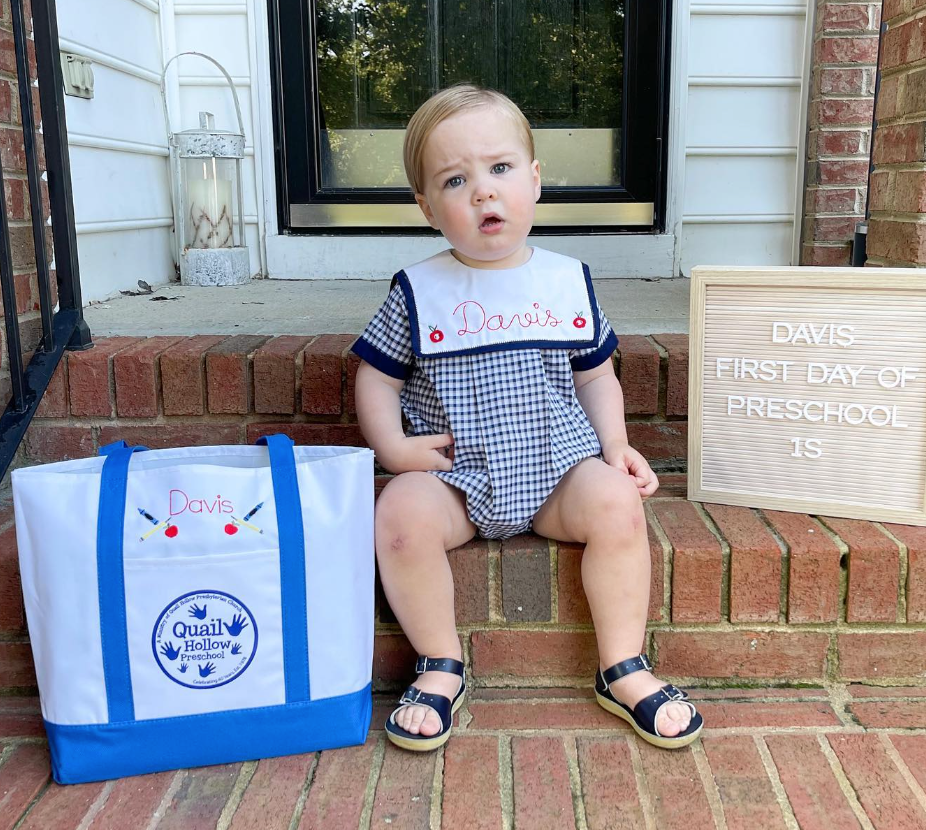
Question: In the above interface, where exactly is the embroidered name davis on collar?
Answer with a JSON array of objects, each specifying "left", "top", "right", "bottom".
[{"left": 399, "top": 247, "right": 599, "bottom": 358}]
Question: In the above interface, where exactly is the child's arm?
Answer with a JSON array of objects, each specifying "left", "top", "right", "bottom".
[
  {"left": 355, "top": 360, "right": 454, "bottom": 474},
  {"left": 574, "top": 362, "right": 659, "bottom": 498}
]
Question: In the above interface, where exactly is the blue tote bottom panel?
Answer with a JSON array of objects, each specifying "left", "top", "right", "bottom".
[{"left": 44, "top": 684, "right": 372, "bottom": 784}]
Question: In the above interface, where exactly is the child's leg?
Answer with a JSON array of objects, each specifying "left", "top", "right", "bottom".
[
  {"left": 376, "top": 471, "right": 477, "bottom": 736},
  {"left": 533, "top": 457, "right": 691, "bottom": 737}
]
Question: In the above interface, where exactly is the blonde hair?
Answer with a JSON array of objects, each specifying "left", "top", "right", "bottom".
[{"left": 403, "top": 84, "right": 535, "bottom": 194}]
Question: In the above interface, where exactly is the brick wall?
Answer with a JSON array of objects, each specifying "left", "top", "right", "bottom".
[
  {"left": 802, "top": 0, "right": 881, "bottom": 265},
  {"left": 0, "top": 0, "right": 55, "bottom": 406},
  {"left": 866, "top": 0, "right": 926, "bottom": 264},
  {"left": 3, "top": 332, "right": 926, "bottom": 691}
]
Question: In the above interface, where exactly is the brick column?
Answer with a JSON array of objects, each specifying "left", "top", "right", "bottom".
[
  {"left": 802, "top": 1, "right": 881, "bottom": 266},
  {"left": 867, "top": 0, "right": 926, "bottom": 265}
]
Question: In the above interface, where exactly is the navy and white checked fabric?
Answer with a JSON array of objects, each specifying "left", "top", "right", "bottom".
[{"left": 352, "top": 267, "right": 618, "bottom": 539}]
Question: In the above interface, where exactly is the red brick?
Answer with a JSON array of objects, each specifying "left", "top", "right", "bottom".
[
  {"left": 867, "top": 218, "right": 926, "bottom": 262},
  {"left": 651, "top": 500, "right": 722, "bottom": 622},
  {"left": 883, "top": 523, "right": 926, "bottom": 621},
  {"left": 877, "top": 73, "right": 901, "bottom": 120},
  {"left": 114, "top": 336, "right": 183, "bottom": 417},
  {"left": 651, "top": 333, "right": 688, "bottom": 417},
  {"left": 636, "top": 742, "right": 714, "bottom": 830},
  {"left": 98, "top": 423, "right": 240, "bottom": 450},
  {"left": 818, "top": 34, "right": 879, "bottom": 64},
  {"left": 0, "top": 523, "right": 23, "bottom": 631},
  {"left": 158, "top": 764, "right": 241, "bottom": 830},
  {"left": 766, "top": 735, "right": 863, "bottom": 830},
  {"left": 818, "top": 99, "right": 874, "bottom": 127},
  {"left": 891, "top": 170, "right": 926, "bottom": 213},
  {"left": 468, "top": 699, "right": 619, "bottom": 730},
  {"left": 160, "top": 335, "right": 227, "bottom": 416},
  {"left": 615, "top": 335, "right": 659, "bottom": 415},
  {"left": 371, "top": 744, "right": 436, "bottom": 828},
  {"left": 808, "top": 186, "right": 859, "bottom": 214},
  {"left": 558, "top": 521, "right": 663, "bottom": 623},
  {"left": 822, "top": 3, "right": 874, "bottom": 31},
  {"left": 0, "top": 743, "right": 50, "bottom": 830},
  {"left": 245, "top": 423, "right": 365, "bottom": 447},
  {"left": 441, "top": 737, "right": 502, "bottom": 830},
  {"left": 705, "top": 504, "right": 781, "bottom": 622},
  {"left": 373, "top": 631, "right": 416, "bottom": 690},
  {"left": 511, "top": 737, "right": 576, "bottom": 830},
  {"left": 890, "top": 735, "right": 926, "bottom": 792},
  {"left": 502, "top": 533, "right": 551, "bottom": 621},
  {"left": 345, "top": 349, "right": 361, "bottom": 416},
  {"left": 206, "top": 335, "right": 269, "bottom": 414},
  {"left": 653, "top": 630, "right": 829, "bottom": 680},
  {"left": 34, "top": 359, "right": 66, "bottom": 417},
  {"left": 873, "top": 122, "right": 926, "bottom": 164},
  {"left": 868, "top": 169, "right": 893, "bottom": 212},
  {"left": 695, "top": 701, "right": 840, "bottom": 728},
  {"left": 18, "top": 780, "right": 106, "bottom": 830},
  {"left": 625, "top": 422, "right": 687, "bottom": 463},
  {"left": 817, "top": 158, "right": 870, "bottom": 186},
  {"left": 764, "top": 510, "right": 842, "bottom": 623},
  {"left": 881, "top": 16, "right": 926, "bottom": 70},
  {"left": 577, "top": 738, "right": 646, "bottom": 830},
  {"left": 253, "top": 336, "right": 312, "bottom": 415},
  {"left": 229, "top": 755, "right": 314, "bottom": 830},
  {"left": 447, "top": 538, "right": 490, "bottom": 623},
  {"left": 850, "top": 700, "right": 926, "bottom": 727},
  {"left": 91, "top": 772, "right": 176, "bottom": 830},
  {"left": 828, "top": 734, "right": 925, "bottom": 830},
  {"left": 0, "top": 125, "right": 26, "bottom": 170},
  {"left": 0, "top": 696, "right": 43, "bottom": 738},
  {"left": 471, "top": 630, "right": 598, "bottom": 679},
  {"left": 809, "top": 214, "right": 860, "bottom": 241},
  {"left": 801, "top": 242, "right": 851, "bottom": 266},
  {"left": 838, "top": 632, "right": 926, "bottom": 679},
  {"left": 67, "top": 336, "right": 140, "bottom": 417},
  {"left": 688, "top": 687, "right": 826, "bottom": 700},
  {"left": 882, "top": 0, "right": 907, "bottom": 20},
  {"left": 821, "top": 516, "right": 899, "bottom": 622},
  {"left": 702, "top": 736, "right": 787, "bottom": 830},
  {"left": 848, "top": 684, "right": 926, "bottom": 698},
  {"left": 298, "top": 737, "right": 376, "bottom": 829},
  {"left": 23, "top": 424, "right": 93, "bottom": 462},
  {"left": 302, "top": 334, "right": 354, "bottom": 415},
  {"left": 820, "top": 67, "right": 866, "bottom": 95}
]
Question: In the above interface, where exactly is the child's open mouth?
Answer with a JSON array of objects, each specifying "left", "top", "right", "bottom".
[{"left": 479, "top": 214, "right": 504, "bottom": 234}]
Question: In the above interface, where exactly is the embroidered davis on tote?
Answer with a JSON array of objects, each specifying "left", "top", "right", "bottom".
[{"left": 11, "top": 435, "right": 375, "bottom": 784}]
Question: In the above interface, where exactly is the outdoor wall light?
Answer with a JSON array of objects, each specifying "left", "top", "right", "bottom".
[{"left": 161, "top": 52, "right": 249, "bottom": 286}]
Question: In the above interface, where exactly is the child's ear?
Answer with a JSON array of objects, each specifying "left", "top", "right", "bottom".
[
  {"left": 415, "top": 192, "right": 440, "bottom": 230},
  {"left": 531, "top": 160, "right": 542, "bottom": 202}
]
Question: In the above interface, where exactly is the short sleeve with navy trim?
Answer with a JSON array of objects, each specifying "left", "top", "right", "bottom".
[
  {"left": 569, "top": 305, "right": 618, "bottom": 371},
  {"left": 351, "top": 280, "right": 414, "bottom": 379}
]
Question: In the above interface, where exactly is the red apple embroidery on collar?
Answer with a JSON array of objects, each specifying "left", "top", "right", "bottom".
[
  {"left": 573, "top": 312, "right": 586, "bottom": 329},
  {"left": 428, "top": 325, "right": 444, "bottom": 343}
]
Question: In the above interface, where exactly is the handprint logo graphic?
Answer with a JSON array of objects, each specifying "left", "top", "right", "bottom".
[{"left": 152, "top": 590, "right": 258, "bottom": 689}]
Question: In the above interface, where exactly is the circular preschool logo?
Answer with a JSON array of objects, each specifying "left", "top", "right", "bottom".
[{"left": 152, "top": 590, "right": 258, "bottom": 689}]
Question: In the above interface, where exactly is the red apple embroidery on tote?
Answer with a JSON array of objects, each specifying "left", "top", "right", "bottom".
[
  {"left": 573, "top": 312, "right": 586, "bottom": 329},
  {"left": 164, "top": 525, "right": 179, "bottom": 539},
  {"left": 428, "top": 325, "right": 444, "bottom": 343},
  {"left": 224, "top": 523, "right": 238, "bottom": 535}
]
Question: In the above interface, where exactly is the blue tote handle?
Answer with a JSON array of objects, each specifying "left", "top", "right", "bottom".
[{"left": 96, "top": 436, "right": 310, "bottom": 724}]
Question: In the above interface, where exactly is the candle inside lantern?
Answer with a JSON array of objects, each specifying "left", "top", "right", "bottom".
[{"left": 186, "top": 167, "right": 233, "bottom": 249}]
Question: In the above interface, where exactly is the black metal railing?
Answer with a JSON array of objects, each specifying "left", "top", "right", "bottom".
[{"left": 0, "top": 0, "right": 91, "bottom": 478}]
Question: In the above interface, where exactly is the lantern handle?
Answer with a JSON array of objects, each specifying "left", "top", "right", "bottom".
[{"left": 160, "top": 51, "right": 245, "bottom": 138}]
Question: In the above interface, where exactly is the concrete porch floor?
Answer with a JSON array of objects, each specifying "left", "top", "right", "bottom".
[
  {"left": 81, "top": 277, "right": 690, "bottom": 337},
  {"left": 3, "top": 685, "right": 926, "bottom": 829}
]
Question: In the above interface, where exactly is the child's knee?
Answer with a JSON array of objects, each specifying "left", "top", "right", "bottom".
[
  {"left": 586, "top": 472, "right": 645, "bottom": 540},
  {"left": 375, "top": 478, "right": 446, "bottom": 560}
]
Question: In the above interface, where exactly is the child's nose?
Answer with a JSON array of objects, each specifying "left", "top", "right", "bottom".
[{"left": 472, "top": 178, "right": 497, "bottom": 204}]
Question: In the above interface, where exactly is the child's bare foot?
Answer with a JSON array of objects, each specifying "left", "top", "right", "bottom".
[
  {"left": 393, "top": 670, "right": 463, "bottom": 736},
  {"left": 607, "top": 669, "right": 692, "bottom": 736}
]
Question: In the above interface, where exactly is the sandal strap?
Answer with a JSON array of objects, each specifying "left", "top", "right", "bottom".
[
  {"left": 415, "top": 655, "right": 465, "bottom": 677},
  {"left": 634, "top": 684, "right": 697, "bottom": 738},
  {"left": 394, "top": 684, "right": 452, "bottom": 727},
  {"left": 601, "top": 653, "right": 653, "bottom": 686}
]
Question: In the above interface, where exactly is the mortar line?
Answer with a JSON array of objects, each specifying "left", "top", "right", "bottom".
[
  {"left": 0, "top": 742, "right": 15, "bottom": 769},
  {"left": 498, "top": 734, "right": 514, "bottom": 830},
  {"left": 563, "top": 735, "right": 589, "bottom": 830},
  {"left": 429, "top": 745, "right": 445, "bottom": 830},
  {"left": 358, "top": 734, "right": 387, "bottom": 830},
  {"left": 753, "top": 734, "right": 800, "bottom": 830},
  {"left": 879, "top": 732, "right": 926, "bottom": 813},
  {"left": 488, "top": 540, "right": 504, "bottom": 623},
  {"left": 828, "top": 682, "right": 856, "bottom": 728},
  {"left": 10, "top": 776, "right": 52, "bottom": 830},
  {"left": 691, "top": 740, "right": 729, "bottom": 830},
  {"left": 287, "top": 753, "right": 319, "bottom": 830},
  {"left": 812, "top": 516, "right": 850, "bottom": 626},
  {"left": 644, "top": 502, "right": 673, "bottom": 625},
  {"left": 549, "top": 538, "right": 560, "bottom": 623},
  {"left": 76, "top": 779, "right": 115, "bottom": 830},
  {"left": 816, "top": 733, "right": 876, "bottom": 830},
  {"left": 146, "top": 770, "right": 186, "bottom": 830},
  {"left": 873, "top": 522, "right": 909, "bottom": 623},
  {"left": 627, "top": 737, "right": 657, "bottom": 830},
  {"left": 216, "top": 760, "right": 257, "bottom": 830},
  {"left": 693, "top": 502, "right": 732, "bottom": 622},
  {"left": 755, "top": 509, "right": 791, "bottom": 624}
]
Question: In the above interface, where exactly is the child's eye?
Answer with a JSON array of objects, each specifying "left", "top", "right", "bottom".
[
  {"left": 444, "top": 175, "right": 464, "bottom": 189},
  {"left": 491, "top": 163, "right": 510, "bottom": 174}
]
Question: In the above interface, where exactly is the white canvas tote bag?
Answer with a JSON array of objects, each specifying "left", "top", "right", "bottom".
[{"left": 12, "top": 434, "right": 375, "bottom": 784}]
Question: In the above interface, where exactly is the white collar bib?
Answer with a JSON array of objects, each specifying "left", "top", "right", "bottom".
[{"left": 397, "top": 247, "right": 598, "bottom": 358}]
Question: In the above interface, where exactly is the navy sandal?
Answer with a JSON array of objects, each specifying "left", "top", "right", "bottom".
[
  {"left": 385, "top": 656, "right": 466, "bottom": 752},
  {"left": 595, "top": 653, "right": 703, "bottom": 749}
]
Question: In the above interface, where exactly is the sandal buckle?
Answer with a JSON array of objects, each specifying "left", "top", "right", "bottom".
[
  {"left": 400, "top": 687, "right": 424, "bottom": 705},
  {"left": 415, "top": 656, "right": 428, "bottom": 674},
  {"left": 665, "top": 685, "right": 685, "bottom": 701},
  {"left": 639, "top": 653, "right": 653, "bottom": 672}
]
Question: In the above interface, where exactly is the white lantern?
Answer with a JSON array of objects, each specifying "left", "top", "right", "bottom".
[{"left": 161, "top": 52, "right": 249, "bottom": 286}]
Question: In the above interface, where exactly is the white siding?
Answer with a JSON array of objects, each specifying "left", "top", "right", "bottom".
[{"left": 680, "top": 1, "right": 812, "bottom": 273}]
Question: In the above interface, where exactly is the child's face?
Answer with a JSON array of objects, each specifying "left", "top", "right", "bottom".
[{"left": 414, "top": 105, "right": 541, "bottom": 269}]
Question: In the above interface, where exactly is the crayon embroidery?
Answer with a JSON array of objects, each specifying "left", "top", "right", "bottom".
[
  {"left": 138, "top": 508, "right": 177, "bottom": 541},
  {"left": 225, "top": 502, "right": 265, "bottom": 535},
  {"left": 137, "top": 499, "right": 266, "bottom": 539}
]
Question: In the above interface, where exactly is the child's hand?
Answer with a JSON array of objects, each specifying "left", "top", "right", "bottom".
[
  {"left": 381, "top": 433, "right": 455, "bottom": 473},
  {"left": 602, "top": 442, "right": 659, "bottom": 498}
]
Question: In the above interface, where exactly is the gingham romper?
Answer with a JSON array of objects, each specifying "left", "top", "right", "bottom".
[{"left": 352, "top": 246, "right": 619, "bottom": 539}]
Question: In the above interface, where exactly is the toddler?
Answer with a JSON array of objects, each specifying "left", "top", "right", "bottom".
[{"left": 352, "top": 85, "right": 702, "bottom": 751}]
